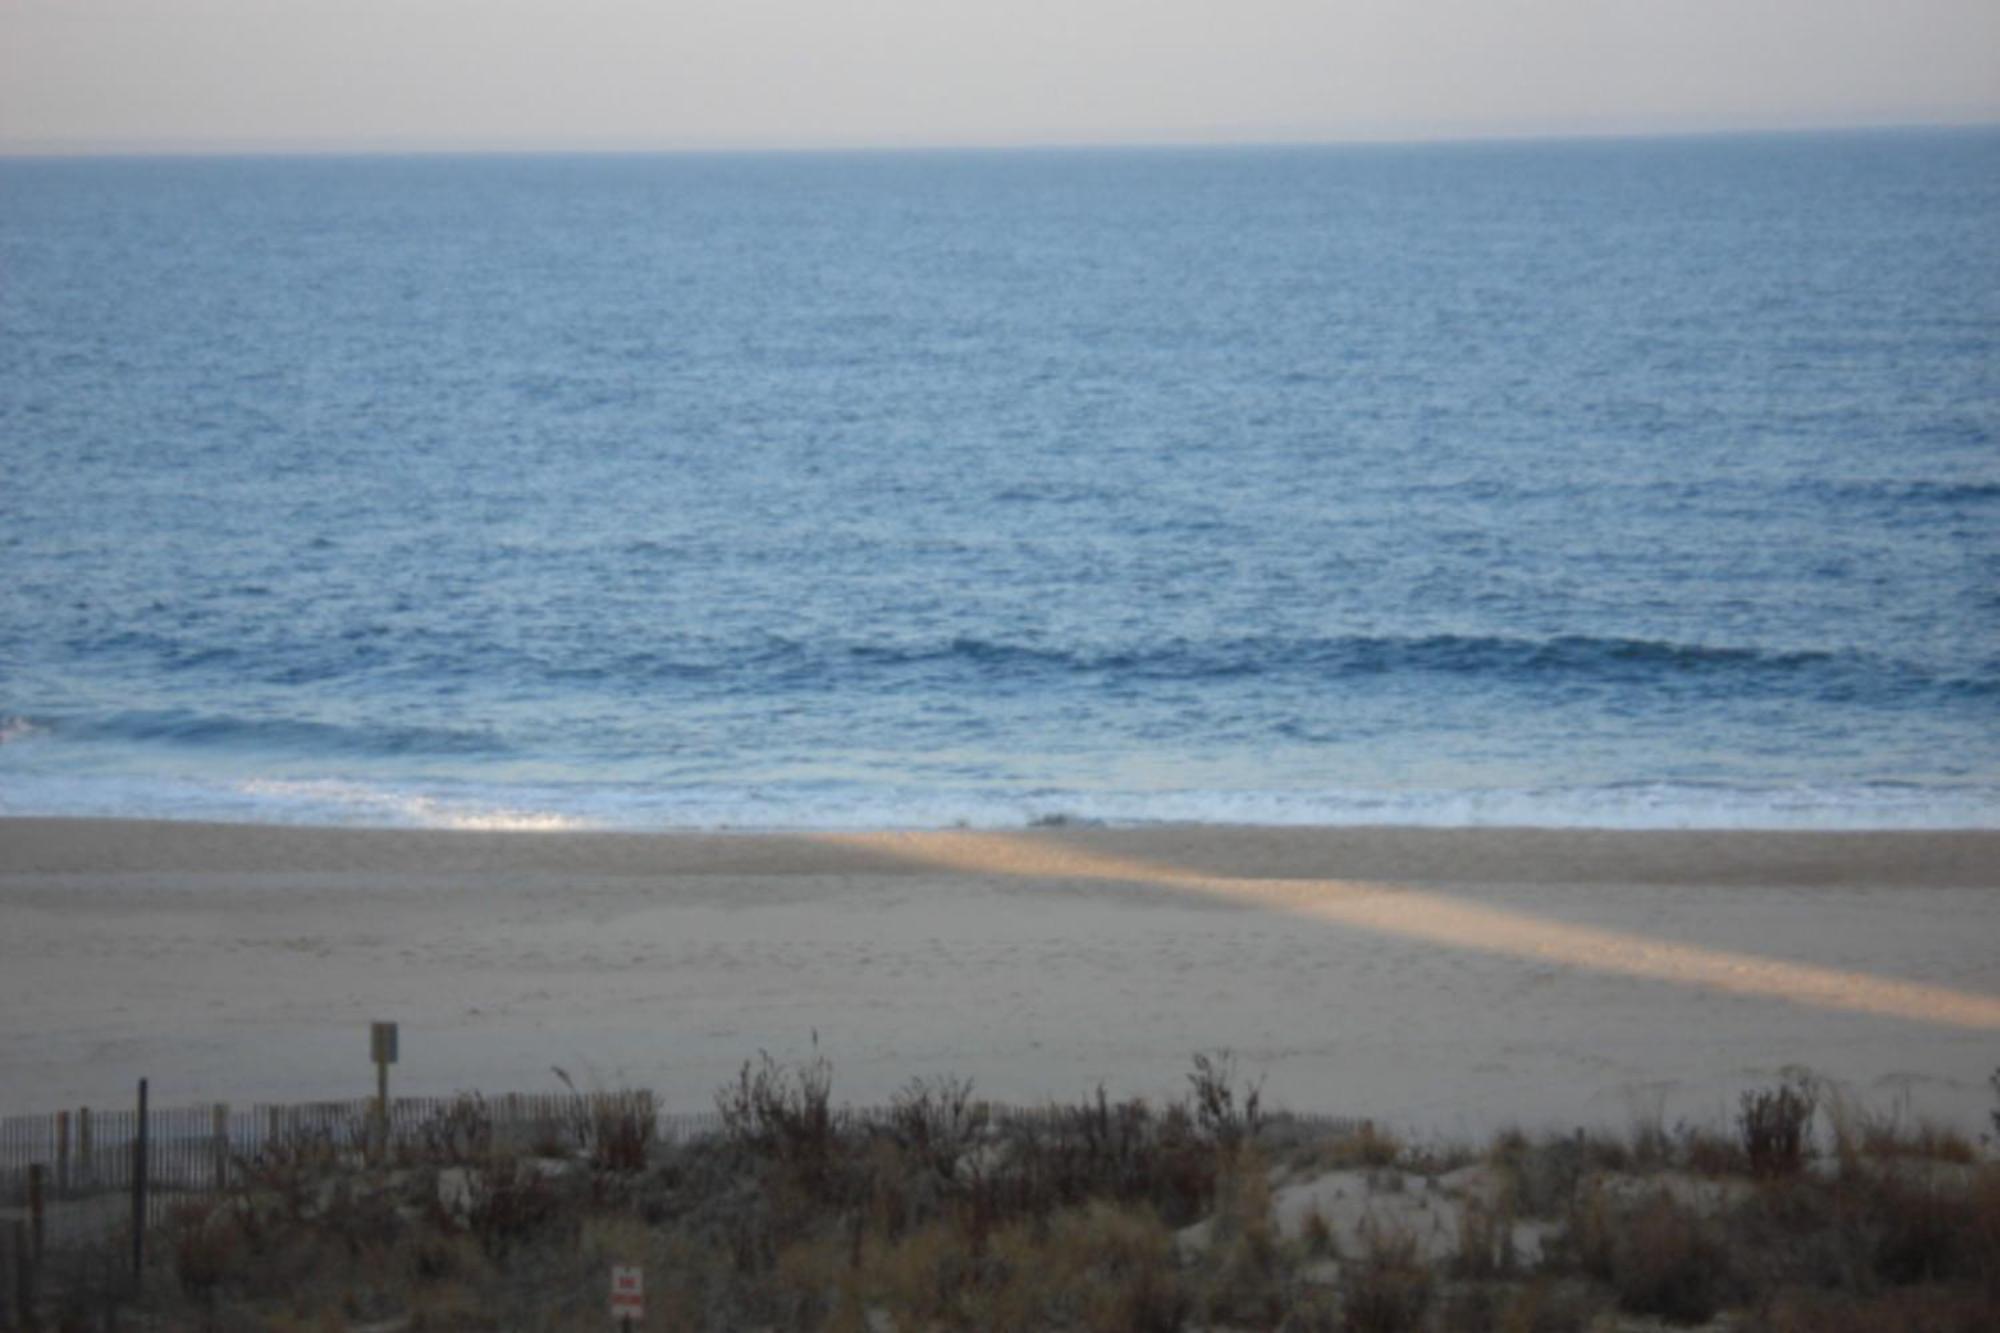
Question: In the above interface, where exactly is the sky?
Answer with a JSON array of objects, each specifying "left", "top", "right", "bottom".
[{"left": 2, "top": 0, "right": 1997, "bottom": 154}]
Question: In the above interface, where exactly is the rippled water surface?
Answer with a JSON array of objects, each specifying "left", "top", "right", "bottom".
[{"left": 2, "top": 132, "right": 1996, "bottom": 828}]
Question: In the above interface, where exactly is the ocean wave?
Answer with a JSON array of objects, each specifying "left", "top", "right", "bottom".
[
  {"left": 496, "top": 630, "right": 1989, "bottom": 709},
  {"left": 1816, "top": 478, "right": 2000, "bottom": 507},
  {"left": 35, "top": 623, "right": 1980, "bottom": 706},
  {"left": 2, "top": 773, "right": 1995, "bottom": 833},
  {"left": 237, "top": 779, "right": 590, "bottom": 831},
  {"left": 28, "top": 710, "right": 509, "bottom": 758},
  {"left": 761, "top": 632, "right": 1951, "bottom": 698}
]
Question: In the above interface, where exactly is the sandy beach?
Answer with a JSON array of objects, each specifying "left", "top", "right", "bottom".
[{"left": 2, "top": 817, "right": 1996, "bottom": 1138}]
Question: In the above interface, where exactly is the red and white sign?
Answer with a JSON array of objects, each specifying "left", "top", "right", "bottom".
[{"left": 610, "top": 1266, "right": 644, "bottom": 1322}]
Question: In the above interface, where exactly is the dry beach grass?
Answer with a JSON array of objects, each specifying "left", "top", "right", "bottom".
[{"left": 20, "top": 1058, "right": 2000, "bottom": 1330}]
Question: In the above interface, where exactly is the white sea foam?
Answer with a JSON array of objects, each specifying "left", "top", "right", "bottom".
[
  {"left": 0, "top": 717, "right": 43, "bottom": 746},
  {"left": 3, "top": 772, "right": 1996, "bottom": 832},
  {"left": 234, "top": 779, "right": 598, "bottom": 832}
]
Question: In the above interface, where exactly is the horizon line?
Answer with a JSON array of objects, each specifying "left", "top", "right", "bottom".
[{"left": 4, "top": 112, "right": 1997, "bottom": 162}]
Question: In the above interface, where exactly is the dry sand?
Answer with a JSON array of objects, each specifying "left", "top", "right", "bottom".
[{"left": 2, "top": 817, "right": 1996, "bottom": 1139}]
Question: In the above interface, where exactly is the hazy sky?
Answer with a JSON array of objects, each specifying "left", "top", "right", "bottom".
[{"left": 3, "top": 0, "right": 1997, "bottom": 153}]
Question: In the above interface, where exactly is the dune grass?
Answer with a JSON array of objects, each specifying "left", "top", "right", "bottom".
[{"left": 23, "top": 1060, "right": 2000, "bottom": 1331}]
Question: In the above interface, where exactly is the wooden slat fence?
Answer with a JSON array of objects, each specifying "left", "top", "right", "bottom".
[
  {"left": 0, "top": 1088, "right": 1364, "bottom": 1320},
  {"left": 0, "top": 1093, "right": 726, "bottom": 1256},
  {"left": 2, "top": 1095, "right": 1360, "bottom": 1210}
]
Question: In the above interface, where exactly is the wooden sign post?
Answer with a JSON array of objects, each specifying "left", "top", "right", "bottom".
[{"left": 370, "top": 1022, "right": 399, "bottom": 1160}]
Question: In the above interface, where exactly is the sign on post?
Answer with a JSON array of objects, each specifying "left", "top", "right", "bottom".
[{"left": 610, "top": 1265, "right": 644, "bottom": 1325}]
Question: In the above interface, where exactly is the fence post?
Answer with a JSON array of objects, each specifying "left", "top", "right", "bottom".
[
  {"left": 213, "top": 1104, "right": 230, "bottom": 1192},
  {"left": 77, "top": 1109, "right": 92, "bottom": 1189},
  {"left": 11, "top": 1219, "right": 32, "bottom": 1332},
  {"left": 131, "top": 1079, "right": 147, "bottom": 1285},
  {"left": 25, "top": 1168, "right": 42, "bottom": 1267},
  {"left": 54, "top": 1114, "right": 68, "bottom": 1198}
]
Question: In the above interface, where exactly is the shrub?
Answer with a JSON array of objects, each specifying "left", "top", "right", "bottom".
[
  {"left": 774, "top": 1232, "right": 854, "bottom": 1330},
  {"left": 1188, "top": 1050, "right": 1263, "bottom": 1150},
  {"left": 168, "top": 1199, "right": 241, "bottom": 1304},
  {"left": 1201, "top": 1143, "right": 1281, "bottom": 1325},
  {"left": 871, "top": 1215, "right": 973, "bottom": 1316},
  {"left": 578, "top": 1089, "right": 657, "bottom": 1173},
  {"left": 1342, "top": 1219, "right": 1431, "bottom": 1333},
  {"left": 1302, "top": 1204, "right": 1338, "bottom": 1258},
  {"left": 1753, "top": 1286, "right": 2000, "bottom": 1333},
  {"left": 1740, "top": 1073, "right": 1817, "bottom": 1179},
  {"left": 1452, "top": 1194, "right": 1517, "bottom": 1280},
  {"left": 717, "top": 1051, "right": 842, "bottom": 1201},
  {"left": 1440, "top": 1281, "right": 1596, "bottom": 1333},
  {"left": 463, "top": 1157, "right": 563, "bottom": 1259},
  {"left": 236, "top": 1123, "right": 341, "bottom": 1225},
  {"left": 549, "top": 1070, "right": 657, "bottom": 1173},
  {"left": 317, "top": 1173, "right": 410, "bottom": 1273},
  {"left": 1088, "top": 1254, "right": 1190, "bottom": 1333},
  {"left": 888, "top": 1073, "right": 985, "bottom": 1184},
  {"left": 413, "top": 1092, "right": 493, "bottom": 1166},
  {"left": 989, "top": 1087, "right": 1219, "bottom": 1229},
  {"left": 1485, "top": 1128, "right": 1624, "bottom": 1219},
  {"left": 1867, "top": 1167, "right": 2000, "bottom": 1289},
  {"left": 1679, "top": 1123, "right": 1747, "bottom": 1176},
  {"left": 1587, "top": 1189, "right": 1734, "bottom": 1324},
  {"left": 1627, "top": 1109, "right": 1673, "bottom": 1172},
  {"left": 1338, "top": 1121, "right": 1402, "bottom": 1170},
  {"left": 1057, "top": 1204, "right": 1188, "bottom": 1333},
  {"left": 1519, "top": 1280, "right": 1610, "bottom": 1333},
  {"left": 43, "top": 1235, "right": 135, "bottom": 1333},
  {"left": 1858, "top": 1114, "right": 1977, "bottom": 1165}
]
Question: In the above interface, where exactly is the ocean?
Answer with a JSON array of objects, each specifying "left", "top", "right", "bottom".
[{"left": 2, "top": 130, "right": 1996, "bottom": 831}]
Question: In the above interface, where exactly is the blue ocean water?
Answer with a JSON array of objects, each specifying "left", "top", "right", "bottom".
[{"left": 2, "top": 131, "right": 1996, "bottom": 830}]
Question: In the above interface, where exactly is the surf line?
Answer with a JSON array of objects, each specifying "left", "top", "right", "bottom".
[{"left": 817, "top": 830, "right": 2000, "bottom": 1032}]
